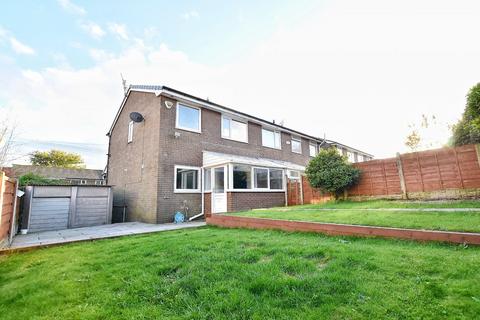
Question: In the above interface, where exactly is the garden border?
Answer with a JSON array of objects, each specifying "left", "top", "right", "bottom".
[{"left": 206, "top": 214, "right": 480, "bottom": 245}]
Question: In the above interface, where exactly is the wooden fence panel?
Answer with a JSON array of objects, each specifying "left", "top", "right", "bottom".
[
  {"left": 301, "top": 176, "right": 331, "bottom": 204},
  {"left": 287, "top": 180, "right": 301, "bottom": 206},
  {"left": 0, "top": 172, "right": 17, "bottom": 247},
  {"left": 347, "top": 144, "right": 480, "bottom": 199}
]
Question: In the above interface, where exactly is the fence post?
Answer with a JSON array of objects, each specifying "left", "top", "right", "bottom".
[
  {"left": 396, "top": 153, "right": 408, "bottom": 199},
  {"left": 453, "top": 148, "right": 465, "bottom": 189},
  {"left": 8, "top": 179, "right": 19, "bottom": 244},
  {"left": 299, "top": 176, "right": 304, "bottom": 205}
]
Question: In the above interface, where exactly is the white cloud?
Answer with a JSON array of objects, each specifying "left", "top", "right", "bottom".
[
  {"left": 108, "top": 23, "right": 128, "bottom": 40},
  {"left": 181, "top": 10, "right": 199, "bottom": 20},
  {"left": 57, "top": 0, "right": 86, "bottom": 15},
  {"left": 81, "top": 21, "right": 105, "bottom": 39},
  {"left": 0, "top": 26, "right": 35, "bottom": 55},
  {"left": 9, "top": 36, "right": 35, "bottom": 55},
  {"left": 2, "top": 0, "right": 480, "bottom": 168}
]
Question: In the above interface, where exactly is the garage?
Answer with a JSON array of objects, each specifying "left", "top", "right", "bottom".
[{"left": 22, "top": 185, "right": 112, "bottom": 233}]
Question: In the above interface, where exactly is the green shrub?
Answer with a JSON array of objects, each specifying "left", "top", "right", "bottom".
[
  {"left": 452, "top": 83, "right": 480, "bottom": 146},
  {"left": 19, "top": 173, "right": 61, "bottom": 187},
  {"left": 305, "top": 148, "right": 361, "bottom": 199}
]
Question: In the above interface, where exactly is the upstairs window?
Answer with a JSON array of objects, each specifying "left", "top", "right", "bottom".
[
  {"left": 128, "top": 121, "right": 133, "bottom": 143},
  {"left": 347, "top": 151, "right": 355, "bottom": 163},
  {"left": 262, "top": 128, "right": 281, "bottom": 149},
  {"left": 309, "top": 143, "right": 317, "bottom": 157},
  {"left": 291, "top": 137, "right": 302, "bottom": 154},
  {"left": 175, "top": 166, "right": 200, "bottom": 192},
  {"left": 176, "top": 104, "right": 201, "bottom": 133},
  {"left": 222, "top": 116, "right": 248, "bottom": 143}
]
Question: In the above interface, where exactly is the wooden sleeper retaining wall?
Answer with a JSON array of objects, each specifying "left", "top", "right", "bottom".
[{"left": 207, "top": 214, "right": 480, "bottom": 245}]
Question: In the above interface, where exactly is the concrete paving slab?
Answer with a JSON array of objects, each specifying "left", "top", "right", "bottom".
[{"left": 4, "top": 222, "right": 206, "bottom": 253}]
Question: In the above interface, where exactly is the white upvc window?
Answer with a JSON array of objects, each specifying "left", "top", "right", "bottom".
[
  {"left": 309, "top": 143, "right": 317, "bottom": 157},
  {"left": 222, "top": 115, "right": 248, "bottom": 143},
  {"left": 253, "top": 167, "right": 269, "bottom": 189},
  {"left": 288, "top": 170, "right": 301, "bottom": 179},
  {"left": 347, "top": 151, "right": 355, "bottom": 163},
  {"left": 291, "top": 136, "right": 302, "bottom": 154},
  {"left": 127, "top": 121, "right": 134, "bottom": 143},
  {"left": 232, "top": 165, "right": 252, "bottom": 189},
  {"left": 174, "top": 165, "right": 201, "bottom": 193},
  {"left": 228, "top": 164, "right": 285, "bottom": 191},
  {"left": 262, "top": 128, "right": 281, "bottom": 149},
  {"left": 176, "top": 103, "right": 201, "bottom": 133},
  {"left": 204, "top": 168, "right": 212, "bottom": 191},
  {"left": 269, "top": 168, "right": 283, "bottom": 190}
]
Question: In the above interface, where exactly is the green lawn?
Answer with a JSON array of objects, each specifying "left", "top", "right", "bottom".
[
  {"left": 298, "top": 199, "right": 480, "bottom": 209},
  {"left": 1, "top": 226, "right": 480, "bottom": 319},
  {"left": 231, "top": 200, "right": 480, "bottom": 233}
]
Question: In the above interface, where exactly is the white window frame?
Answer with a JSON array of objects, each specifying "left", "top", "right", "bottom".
[
  {"left": 226, "top": 164, "right": 286, "bottom": 192},
  {"left": 221, "top": 115, "right": 248, "bottom": 143},
  {"left": 288, "top": 170, "right": 301, "bottom": 180},
  {"left": 347, "top": 151, "right": 355, "bottom": 163},
  {"left": 268, "top": 168, "right": 284, "bottom": 190},
  {"left": 174, "top": 165, "right": 201, "bottom": 193},
  {"left": 175, "top": 103, "right": 202, "bottom": 133},
  {"left": 309, "top": 143, "right": 317, "bottom": 157},
  {"left": 253, "top": 167, "right": 270, "bottom": 190},
  {"left": 291, "top": 136, "right": 302, "bottom": 154},
  {"left": 262, "top": 128, "right": 282, "bottom": 149},
  {"left": 127, "top": 121, "right": 134, "bottom": 143},
  {"left": 204, "top": 168, "right": 212, "bottom": 192}
]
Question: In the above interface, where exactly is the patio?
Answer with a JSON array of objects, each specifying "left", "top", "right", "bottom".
[{"left": 4, "top": 221, "right": 205, "bottom": 252}]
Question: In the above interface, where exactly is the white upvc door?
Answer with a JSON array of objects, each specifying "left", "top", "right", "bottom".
[{"left": 212, "top": 166, "right": 227, "bottom": 213}]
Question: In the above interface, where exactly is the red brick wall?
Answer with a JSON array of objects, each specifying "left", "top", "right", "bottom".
[
  {"left": 227, "top": 192, "right": 285, "bottom": 212},
  {"left": 204, "top": 193, "right": 211, "bottom": 216}
]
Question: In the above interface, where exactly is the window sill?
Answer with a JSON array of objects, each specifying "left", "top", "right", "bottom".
[
  {"left": 262, "top": 145, "right": 282, "bottom": 150},
  {"left": 226, "top": 189, "right": 286, "bottom": 193},
  {"left": 174, "top": 190, "right": 201, "bottom": 194},
  {"left": 175, "top": 126, "right": 202, "bottom": 134},
  {"left": 221, "top": 136, "right": 249, "bottom": 144}
]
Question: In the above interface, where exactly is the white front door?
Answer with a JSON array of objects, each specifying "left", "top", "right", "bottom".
[{"left": 212, "top": 166, "right": 227, "bottom": 213}]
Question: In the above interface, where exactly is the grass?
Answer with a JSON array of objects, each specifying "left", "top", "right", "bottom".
[
  {"left": 233, "top": 209, "right": 480, "bottom": 233},
  {"left": 298, "top": 199, "right": 480, "bottom": 209},
  {"left": 1, "top": 226, "right": 480, "bottom": 319},
  {"left": 230, "top": 200, "right": 480, "bottom": 233}
]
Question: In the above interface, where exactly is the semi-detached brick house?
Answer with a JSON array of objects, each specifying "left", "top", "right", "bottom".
[{"left": 106, "top": 85, "right": 373, "bottom": 223}]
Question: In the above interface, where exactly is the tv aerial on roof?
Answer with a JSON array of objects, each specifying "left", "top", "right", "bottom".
[{"left": 129, "top": 112, "right": 144, "bottom": 123}]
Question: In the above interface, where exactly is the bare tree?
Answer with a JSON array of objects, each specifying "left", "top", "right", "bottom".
[{"left": 0, "top": 117, "right": 19, "bottom": 168}]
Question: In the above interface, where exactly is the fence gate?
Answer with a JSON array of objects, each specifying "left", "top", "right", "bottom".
[{"left": 287, "top": 178, "right": 302, "bottom": 206}]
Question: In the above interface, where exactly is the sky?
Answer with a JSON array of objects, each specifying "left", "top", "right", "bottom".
[{"left": 1, "top": 0, "right": 479, "bottom": 169}]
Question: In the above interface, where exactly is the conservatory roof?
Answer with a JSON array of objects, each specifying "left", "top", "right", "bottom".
[{"left": 202, "top": 151, "right": 305, "bottom": 171}]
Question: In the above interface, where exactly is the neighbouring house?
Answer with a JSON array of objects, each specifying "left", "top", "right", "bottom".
[
  {"left": 8, "top": 164, "right": 105, "bottom": 185},
  {"left": 106, "top": 85, "right": 373, "bottom": 223}
]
